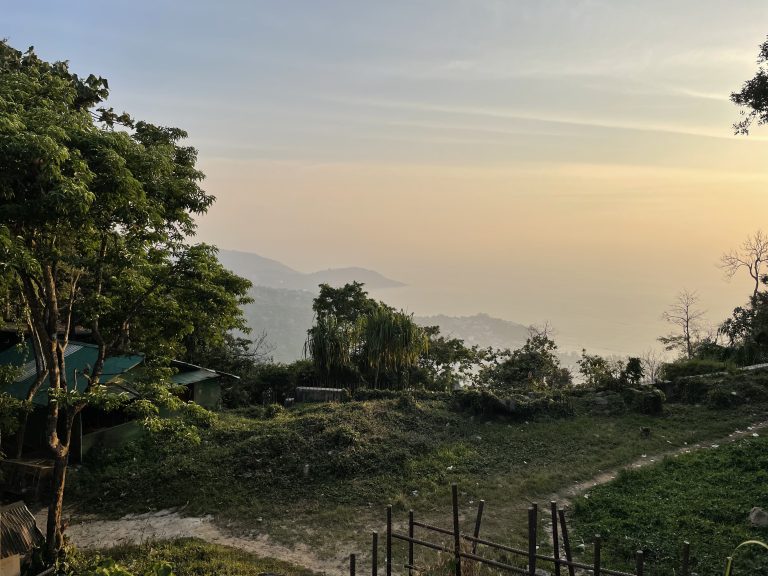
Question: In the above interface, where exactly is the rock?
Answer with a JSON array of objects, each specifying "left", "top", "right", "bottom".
[
  {"left": 535, "top": 569, "right": 551, "bottom": 576},
  {"left": 749, "top": 507, "right": 768, "bottom": 527}
]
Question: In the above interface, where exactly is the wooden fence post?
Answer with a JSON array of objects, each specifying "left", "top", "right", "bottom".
[
  {"left": 472, "top": 500, "right": 485, "bottom": 555},
  {"left": 593, "top": 535, "right": 601, "bottom": 576},
  {"left": 528, "top": 505, "right": 538, "bottom": 576},
  {"left": 408, "top": 510, "right": 414, "bottom": 576},
  {"left": 681, "top": 541, "right": 690, "bottom": 576},
  {"left": 350, "top": 554, "right": 356, "bottom": 576},
  {"left": 386, "top": 506, "right": 392, "bottom": 576},
  {"left": 635, "top": 550, "right": 644, "bottom": 576},
  {"left": 551, "top": 501, "right": 561, "bottom": 576},
  {"left": 558, "top": 509, "right": 576, "bottom": 576},
  {"left": 372, "top": 531, "right": 378, "bottom": 576},
  {"left": 451, "top": 483, "right": 463, "bottom": 576}
]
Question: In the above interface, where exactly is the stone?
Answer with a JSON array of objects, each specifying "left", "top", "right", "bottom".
[{"left": 749, "top": 506, "right": 768, "bottom": 527}]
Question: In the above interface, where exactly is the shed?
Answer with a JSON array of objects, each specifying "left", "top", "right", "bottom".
[
  {"left": 0, "top": 501, "right": 45, "bottom": 576},
  {"left": 171, "top": 360, "right": 238, "bottom": 409},
  {"left": 0, "top": 341, "right": 144, "bottom": 406},
  {"left": 295, "top": 386, "right": 345, "bottom": 403}
]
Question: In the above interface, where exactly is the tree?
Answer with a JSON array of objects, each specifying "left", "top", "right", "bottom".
[
  {"left": 732, "top": 36, "right": 768, "bottom": 134},
  {"left": 413, "top": 326, "right": 480, "bottom": 391},
  {"left": 659, "top": 290, "right": 706, "bottom": 359},
  {"left": 720, "top": 286, "right": 768, "bottom": 364},
  {"left": 478, "top": 330, "right": 571, "bottom": 393},
  {"left": 359, "top": 306, "right": 428, "bottom": 389},
  {"left": 622, "top": 357, "right": 644, "bottom": 386},
  {"left": 305, "top": 283, "right": 427, "bottom": 390},
  {"left": 313, "top": 281, "right": 382, "bottom": 323},
  {"left": 0, "top": 42, "right": 250, "bottom": 557},
  {"left": 640, "top": 349, "right": 663, "bottom": 384},
  {"left": 719, "top": 231, "right": 768, "bottom": 299}
]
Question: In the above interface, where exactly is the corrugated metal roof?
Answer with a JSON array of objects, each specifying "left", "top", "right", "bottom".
[
  {"left": 171, "top": 368, "right": 220, "bottom": 385},
  {"left": 0, "top": 342, "right": 144, "bottom": 406},
  {"left": 0, "top": 501, "right": 44, "bottom": 558}
]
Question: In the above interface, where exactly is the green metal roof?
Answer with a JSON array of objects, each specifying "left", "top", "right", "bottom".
[
  {"left": 0, "top": 342, "right": 144, "bottom": 405},
  {"left": 171, "top": 368, "right": 221, "bottom": 385}
]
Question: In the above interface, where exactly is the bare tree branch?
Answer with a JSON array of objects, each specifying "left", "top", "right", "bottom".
[
  {"left": 719, "top": 230, "right": 768, "bottom": 298},
  {"left": 660, "top": 289, "right": 706, "bottom": 359}
]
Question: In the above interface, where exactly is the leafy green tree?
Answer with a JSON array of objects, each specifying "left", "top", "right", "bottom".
[
  {"left": 0, "top": 42, "right": 250, "bottom": 556},
  {"left": 479, "top": 332, "right": 571, "bottom": 393},
  {"left": 359, "top": 306, "right": 428, "bottom": 389},
  {"left": 732, "top": 36, "right": 768, "bottom": 134},
  {"left": 577, "top": 351, "right": 616, "bottom": 388},
  {"left": 720, "top": 287, "right": 768, "bottom": 364},
  {"left": 412, "top": 326, "right": 480, "bottom": 391},
  {"left": 305, "top": 283, "right": 427, "bottom": 390},
  {"left": 305, "top": 313, "right": 360, "bottom": 387},
  {"left": 313, "top": 281, "right": 382, "bottom": 322},
  {"left": 622, "top": 357, "right": 644, "bottom": 386},
  {"left": 578, "top": 352, "right": 644, "bottom": 389}
]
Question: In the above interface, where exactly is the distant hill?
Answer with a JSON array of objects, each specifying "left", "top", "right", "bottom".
[
  {"left": 306, "top": 267, "right": 404, "bottom": 289},
  {"left": 223, "top": 250, "right": 578, "bottom": 367},
  {"left": 414, "top": 313, "right": 530, "bottom": 350},
  {"left": 220, "top": 249, "right": 404, "bottom": 361},
  {"left": 218, "top": 249, "right": 404, "bottom": 292},
  {"left": 217, "top": 250, "right": 305, "bottom": 289},
  {"left": 414, "top": 313, "right": 580, "bottom": 371}
]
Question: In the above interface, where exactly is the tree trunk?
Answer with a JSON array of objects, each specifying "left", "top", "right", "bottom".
[{"left": 46, "top": 452, "right": 68, "bottom": 558}]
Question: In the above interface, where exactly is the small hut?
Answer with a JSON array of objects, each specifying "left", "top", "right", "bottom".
[{"left": 0, "top": 501, "right": 45, "bottom": 576}]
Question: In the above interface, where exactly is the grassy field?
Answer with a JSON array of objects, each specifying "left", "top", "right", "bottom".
[
  {"left": 70, "top": 538, "right": 319, "bottom": 576},
  {"left": 70, "top": 397, "right": 768, "bottom": 561},
  {"left": 571, "top": 434, "right": 768, "bottom": 576}
]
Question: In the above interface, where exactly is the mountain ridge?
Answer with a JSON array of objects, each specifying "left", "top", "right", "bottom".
[{"left": 217, "top": 249, "right": 404, "bottom": 292}]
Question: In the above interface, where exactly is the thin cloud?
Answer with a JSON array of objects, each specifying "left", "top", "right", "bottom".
[{"left": 321, "top": 95, "right": 759, "bottom": 141}]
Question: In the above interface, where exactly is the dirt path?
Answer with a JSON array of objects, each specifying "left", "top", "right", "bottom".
[
  {"left": 552, "top": 419, "right": 768, "bottom": 507},
  {"left": 37, "top": 509, "right": 344, "bottom": 575},
  {"left": 54, "top": 419, "right": 768, "bottom": 575}
]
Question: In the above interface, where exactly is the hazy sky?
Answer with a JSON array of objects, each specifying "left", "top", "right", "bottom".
[{"left": 7, "top": 1, "right": 768, "bottom": 355}]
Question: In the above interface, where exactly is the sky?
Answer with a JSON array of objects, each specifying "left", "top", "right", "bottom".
[{"left": 6, "top": 1, "right": 768, "bottom": 355}]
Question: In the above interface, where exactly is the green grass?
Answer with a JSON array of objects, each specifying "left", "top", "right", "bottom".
[
  {"left": 571, "top": 435, "right": 768, "bottom": 576},
  {"left": 70, "top": 538, "right": 319, "bottom": 576},
  {"left": 70, "top": 398, "right": 768, "bottom": 558}
]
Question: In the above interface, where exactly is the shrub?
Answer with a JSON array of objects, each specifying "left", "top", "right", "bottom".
[
  {"left": 622, "top": 387, "right": 665, "bottom": 415},
  {"left": 451, "top": 388, "right": 507, "bottom": 416},
  {"left": 677, "top": 377, "right": 712, "bottom": 404},
  {"left": 660, "top": 359, "right": 732, "bottom": 381},
  {"left": 450, "top": 388, "right": 573, "bottom": 419},
  {"left": 223, "top": 361, "right": 317, "bottom": 408},
  {"left": 264, "top": 403, "right": 285, "bottom": 419},
  {"left": 352, "top": 389, "right": 451, "bottom": 402}
]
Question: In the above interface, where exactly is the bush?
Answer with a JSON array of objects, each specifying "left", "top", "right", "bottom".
[
  {"left": 676, "top": 377, "right": 712, "bottom": 404},
  {"left": 451, "top": 388, "right": 507, "bottom": 416},
  {"left": 264, "top": 403, "right": 285, "bottom": 418},
  {"left": 223, "top": 361, "right": 317, "bottom": 408},
  {"left": 352, "top": 389, "right": 451, "bottom": 402},
  {"left": 450, "top": 388, "right": 573, "bottom": 419},
  {"left": 622, "top": 387, "right": 665, "bottom": 415},
  {"left": 663, "top": 370, "right": 768, "bottom": 407},
  {"left": 660, "top": 359, "right": 732, "bottom": 381},
  {"left": 707, "top": 374, "right": 768, "bottom": 408}
]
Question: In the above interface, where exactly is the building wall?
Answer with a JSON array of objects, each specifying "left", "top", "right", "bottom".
[
  {"left": 0, "top": 553, "right": 21, "bottom": 576},
  {"left": 81, "top": 421, "right": 144, "bottom": 459},
  {"left": 193, "top": 380, "right": 222, "bottom": 409}
]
